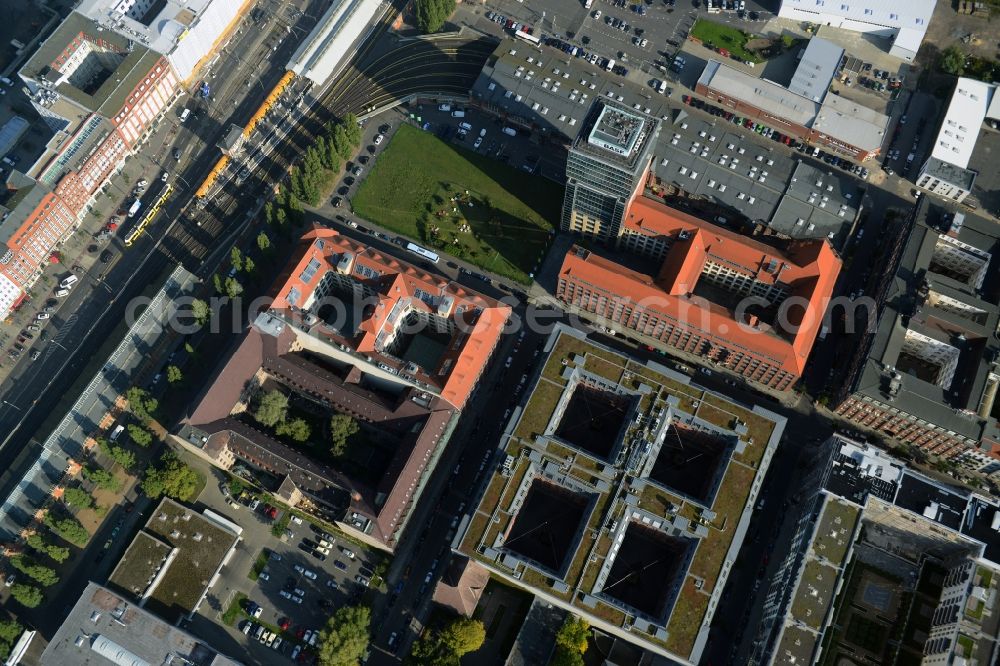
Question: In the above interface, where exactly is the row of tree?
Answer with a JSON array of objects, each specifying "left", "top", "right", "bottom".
[
  {"left": 0, "top": 619, "right": 23, "bottom": 660},
  {"left": 289, "top": 115, "right": 361, "bottom": 207}
]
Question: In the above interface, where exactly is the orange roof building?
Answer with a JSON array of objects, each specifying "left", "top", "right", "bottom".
[
  {"left": 269, "top": 227, "right": 511, "bottom": 409},
  {"left": 557, "top": 197, "right": 842, "bottom": 390}
]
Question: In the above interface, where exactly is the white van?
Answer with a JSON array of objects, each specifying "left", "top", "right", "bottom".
[
  {"left": 451, "top": 110, "right": 465, "bottom": 118},
  {"left": 438, "top": 104, "right": 451, "bottom": 112},
  {"left": 60, "top": 275, "right": 78, "bottom": 289},
  {"left": 109, "top": 424, "right": 125, "bottom": 442},
  {"left": 179, "top": 108, "right": 191, "bottom": 122}
]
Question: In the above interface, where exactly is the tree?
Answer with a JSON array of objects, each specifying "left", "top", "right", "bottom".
[
  {"left": 255, "top": 390, "right": 289, "bottom": 427},
  {"left": 329, "top": 414, "right": 359, "bottom": 458},
  {"left": 127, "top": 423, "right": 153, "bottom": 447},
  {"left": 332, "top": 124, "right": 352, "bottom": 161},
  {"left": 99, "top": 437, "right": 136, "bottom": 469},
  {"left": 414, "top": 0, "right": 454, "bottom": 33},
  {"left": 212, "top": 272, "right": 223, "bottom": 295},
  {"left": 0, "top": 618, "right": 23, "bottom": 659},
  {"left": 9, "top": 584, "right": 43, "bottom": 608},
  {"left": 184, "top": 342, "right": 196, "bottom": 355},
  {"left": 257, "top": 232, "right": 271, "bottom": 253},
  {"left": 191, "top": 298, "right": 211, "bottom": 326},
  {"left": 555, "top": 615, "right": 590, "bottom": 655},
  {"left": 275, "top": 207, "right": 288, "bottom": 227},
  {"left": 43, "top": 513, "right": 89, "bottom": 546},
  {"left": 317, "top": 605, "right": 370, "bottom": 666},
  {"left": 264, "top": 201, "right": 275, "bottom": 226},
  {"left": 84, "top": 465, "right": 121, "bottom": 492},
  {"left": 244, "top": 256, "right": 256, "bottom": 275},
  {"left": 26, "top": 533, "right": 69, "bottom": 563},
  {"left": 224, "top": 277, "right": 244, "bottom": 298},
  {"left": 550, "top": 647, "right": 585, "bottom": 666},
  {"left": 126, "top": 386, "right": 157, "bottom": 423},
  {"left": 941, "top": 45, "right": 966, "bottom": 75},
  {"left": 167, "top": 365, "right": 183, "bottom": 384},
  {"left": 142, "top": 451, "right": 202, "bottom": 501},
  {"left": 10, "top": 556, "right": 58, "bottom": 587},
  {"left": 438, "top": 618, "right": 485, "bottom": 657},
  {"left": 277, "top": 417, "right": 311, "bottom": 442},
  {"left": 344, "top": 114, "right": 362, "bottom": 146},
  {"left": 230, "top": 247, "right": 244, "bottom": 272},
  {"left": 62, "top": 486, "right": 93, "bottom": 509}
]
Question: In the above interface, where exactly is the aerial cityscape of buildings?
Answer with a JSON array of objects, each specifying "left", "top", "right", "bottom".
[{"left": 0, "top": 0, "right": 999, "bottom": 664}]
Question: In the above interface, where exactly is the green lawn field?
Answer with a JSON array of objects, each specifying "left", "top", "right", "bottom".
[{"left": 352, "top": 124, "right": 560, "bottom": 284}]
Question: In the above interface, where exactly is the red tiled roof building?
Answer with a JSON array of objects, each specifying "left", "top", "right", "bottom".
[{"left": 557, "top": 197, "right": 841, "bottom": 389}]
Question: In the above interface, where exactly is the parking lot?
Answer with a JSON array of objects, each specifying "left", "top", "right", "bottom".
[
  {"left": 457, "top": 0, "right": 772, "bottom": 84},
  {"left": 184, "top": 470, "right": 385, "bottom": 665}
]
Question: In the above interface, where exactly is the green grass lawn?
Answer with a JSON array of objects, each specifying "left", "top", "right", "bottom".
[
  {"left": 690, "top": 19, "right": 762, "bottom": 63},
  {"left": 352, "top": 124, "right": 559, "bottom": 284}
]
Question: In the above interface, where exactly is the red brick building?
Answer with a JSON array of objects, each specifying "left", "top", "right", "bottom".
[{"left": 556, "top": 197, "right": 842, "bottom": 390}]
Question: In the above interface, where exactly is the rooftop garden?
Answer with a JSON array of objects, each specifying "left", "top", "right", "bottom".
[
  {"left": 811, "top": 500, "right": 859, "bottom": 565},
  {"left": 142, "top": 500, "right": 239, "bottom": 622},
  {"left": 108, "top": 532, "right": 170, "bottom": 599},
  {"left": 665, "top": 576, "right": 709, "bottom": 656},
  {"left": 791, "top": 559, "right": 839, "bottom": 631}
]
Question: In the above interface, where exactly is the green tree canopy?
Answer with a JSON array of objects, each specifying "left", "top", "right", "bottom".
[
  {"left": 230, "top": 247, "right": 244, "bottom": 272},
  {"left": 555, "top": 615, "right": 590, "bottom": 654},
  {"left": 9, "top": 584, "right": 43, "bottom": 608},
  {"left": 0, "top": 618, "right": 23, "bottom": 659},
  {"left": 167, "top": 365, "right": 183, "bottom": 384},
  {"left": 190, "top": 298, "right": 211, "bottom": 326},
  {"left": 62, "top": 486, "right": 93, "bottom": 509},
  {"left": 438, "top": 618, "right": 485, "bottom": 656},
  {"left": 125, "top": 386, "right": 157, "bottom": 423},
  {"left": 10, "top": 556, "right": 59, "bottom": 587},
  {"left": 414, "top": 0, "right": 455, "bottom": 33},
  {"left": 83, "top": 465, "right": 121, "bottom": 492},
  {"left": 277, "top": 417, "right": 311, "bottom": 442},
  {"left": 317, "top": 604, "right": 371, "bottom": 666},
  {"left": 550, "top": 647, "right": 585, "bottom": 666},
  {"left": 255, "top": 390, "right": 289, "bottom": 427},
  {"left": 941, "top": 45, "right": 966, "bottom": 75},
  {"left": 142, "top": 451, "right": 202, "bottom": 501},
  {"left": 329, "top": 414, "right": 359, "bottom": 457},
  {"left": 127, "top": 423, "right": 153, "bottom": 447},
  {"left": 224, "top": 277, "right": 244, "bottom": 298},
  {"left": 43, "top": 513, "right": 89, "bottom": 546},
  {"left": 257, "top": 232, "right": 271, "bottom": 253}
]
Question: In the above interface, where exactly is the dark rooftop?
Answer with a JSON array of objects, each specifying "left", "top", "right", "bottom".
[
  {"left": 823, "top": 448, "right": 901, "bottom": 505},
  {"left": 893, "top": 473, "right": 967, "bottom": 531}
]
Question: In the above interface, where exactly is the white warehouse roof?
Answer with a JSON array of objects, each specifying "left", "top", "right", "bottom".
[
  {"left": 812, "top": 93, "right": 888, "bottom": 153},
  {"left": 287, "top": 0, "right": 384, "bottom": 84},
  {"left": 930, "top": 78, "right": 996, "bottom": 170}
]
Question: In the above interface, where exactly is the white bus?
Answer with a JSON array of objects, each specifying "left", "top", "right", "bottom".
[
  {"left": 406, "top": 242, "right": 440, "bottom": 264},
  {"left": 514, "top": 29, "right": 540, "bottom": 46}
]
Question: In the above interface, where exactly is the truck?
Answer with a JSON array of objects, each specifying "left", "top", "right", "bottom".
[
  {"left": 604, "top": 58, "right": 616, "bottom": 72},
  {"left": 655, "top": 79, "right": 668, "bottom": 94},
  {"left": 584, "top": 0, "right": 593, "bottom": 7},
  {"left": 127, "top": 199, "right": 142, "bottom": 218}
]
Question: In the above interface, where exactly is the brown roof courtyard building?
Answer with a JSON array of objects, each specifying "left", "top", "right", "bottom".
[{"left": 179, "top": 228, "right": 510, "bottom": 550}]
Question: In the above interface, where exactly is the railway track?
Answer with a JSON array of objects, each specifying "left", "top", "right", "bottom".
[{"left": 156, "top": 32, "right": 496, "bottom": 271}]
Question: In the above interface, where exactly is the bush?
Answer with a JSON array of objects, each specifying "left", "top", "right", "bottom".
[{"left": 9, "top": 584, "right": 43, "bottom": 608}]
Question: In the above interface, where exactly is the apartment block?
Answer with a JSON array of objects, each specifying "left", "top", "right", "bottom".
[
  {"left": 752, "top": 433, "right": 1000, "bottom": 665},
  {"left": 835, "top": 198, "right": 1000, "bottom": 467},
  {"left": 556, "top": 196, "right": 841, "bottom": 390}
]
